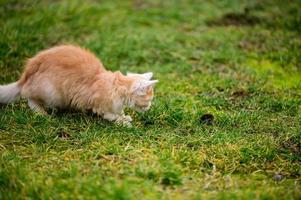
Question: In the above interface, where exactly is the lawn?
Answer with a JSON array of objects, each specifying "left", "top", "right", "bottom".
[{"left": 0, "top": 0, "right": 301, "bottom": 199}]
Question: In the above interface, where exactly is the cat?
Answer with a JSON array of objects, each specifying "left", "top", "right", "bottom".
[{"left": 0, "top": 45, "right": 158, "bottom": 126}]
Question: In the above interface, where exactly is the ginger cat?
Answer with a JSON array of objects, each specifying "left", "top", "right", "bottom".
[{"left": 0, "top": 45, "right": 158, "bottom": 126}]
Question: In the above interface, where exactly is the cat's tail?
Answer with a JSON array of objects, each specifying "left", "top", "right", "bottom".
[{"left": 0, "top": 82, "right": 21, "bottom": 104}]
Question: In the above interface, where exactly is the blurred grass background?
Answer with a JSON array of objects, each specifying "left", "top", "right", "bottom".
[{"left": 0, "top": 0, "right": 301, "bottom": 199}]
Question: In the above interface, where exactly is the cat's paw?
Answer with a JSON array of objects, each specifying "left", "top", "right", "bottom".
[
  {"left": 124, "top": 115, "right": 132, "bottom": 122},
  {"left": 116, "top": 117, "right": 132, "bottom": 127}
]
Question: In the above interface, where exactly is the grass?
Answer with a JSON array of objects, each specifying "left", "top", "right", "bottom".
[{"left": 0, "top": 0, "right": 301, "bottom": 199}]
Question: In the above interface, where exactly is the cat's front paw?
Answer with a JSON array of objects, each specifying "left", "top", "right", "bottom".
[
  {"left": 124, "top": 115, "right": 132, "bottom": 122},
  {"left": 116, "top": 117, "right": 132, "bottom": 127}
]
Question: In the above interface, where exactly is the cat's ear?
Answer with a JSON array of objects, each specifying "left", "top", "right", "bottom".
[
  {"left": 142, "top": 80, "right": 158, "bottom": 88},
  {"left": 132, "top": 80, "right": 158, "bottom": 94},
  {"left": 127, "top": 72, "right": 153, "bottom": 80}
]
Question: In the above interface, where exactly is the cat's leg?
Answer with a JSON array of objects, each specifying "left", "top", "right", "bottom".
[
  {"left": 103, "top": 113, "right": 118, "bottom": 121},
  {"left": 28, "top": 99, "right": 47, "bottom": 115}
]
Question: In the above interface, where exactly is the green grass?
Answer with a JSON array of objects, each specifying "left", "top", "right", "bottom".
[{"left": 1, "top": 0, "right": 301, "bottom": 199}]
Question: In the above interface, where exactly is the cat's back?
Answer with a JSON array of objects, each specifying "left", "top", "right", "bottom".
[
  {"left": 20, "top": 45, "right": 105, "bottom": 84},
  {"left": 37, "top": 45, "right": 103, "bottom": 68}
]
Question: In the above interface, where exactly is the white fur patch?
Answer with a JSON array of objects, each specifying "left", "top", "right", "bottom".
[{"left": 0, "top": 82, "right": 20, "bottom": 103}]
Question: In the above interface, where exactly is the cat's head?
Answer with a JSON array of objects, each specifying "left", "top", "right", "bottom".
[{"left": 126, "top": 72, "right": 158, "bottom": 112}]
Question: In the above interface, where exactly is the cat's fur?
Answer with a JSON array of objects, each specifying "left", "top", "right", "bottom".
[{"left": 0, "top": 45, "right": 158, "bottom": 126}]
